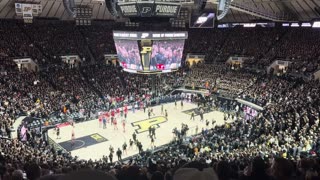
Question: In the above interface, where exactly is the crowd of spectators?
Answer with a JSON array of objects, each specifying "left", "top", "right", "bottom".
[
  {"left": 0, "top": 20, "right": 320, "bottom": 180},
  {"left": 184, "top": 63, "right": 256, "bottom": 98}
]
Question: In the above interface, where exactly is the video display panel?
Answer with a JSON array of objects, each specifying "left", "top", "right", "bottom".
[
  {"left": 190, "top": 12, "right": 215, "bottom": 28},
  {"left": 150, "top": 40, "right": 184, "bottom": 71},
  {"left": 114, "top": 40, "right": 143, "bottom": 71}
]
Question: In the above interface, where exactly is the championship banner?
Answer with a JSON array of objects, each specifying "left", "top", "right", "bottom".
[
  {"left": 22, "top": 4, "right": 33, "bottom": 19},
  {"left": 32, "top": 4, "right": 42, "bottom": 16},
  {"left": 15, "top": 3, "right": 42, "bottom": 17},
  {"left": 15, "top": 3, "right": 22, "bottom": 14}
]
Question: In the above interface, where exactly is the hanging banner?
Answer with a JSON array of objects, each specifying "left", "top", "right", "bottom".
[
  {"left": 15, "top": 3, "right": 22, "bottom": 14},
  {"left": 22, "top": 4, "right": 33, "bottom": 19},
  {"left": 15, "top": 3, "right": 42, "bottom": 17}
]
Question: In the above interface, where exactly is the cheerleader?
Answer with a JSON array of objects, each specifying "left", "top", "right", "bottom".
[{"left": 113, "top": 118, "right": 118, "bottom": 130}]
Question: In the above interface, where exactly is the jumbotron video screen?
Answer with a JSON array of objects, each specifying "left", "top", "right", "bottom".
[
  {"left": 113, "top": 31, "right": 188, "bottom": 73},
  {"left": 114, "top": 40, "right": 143, "bottom": 71}
]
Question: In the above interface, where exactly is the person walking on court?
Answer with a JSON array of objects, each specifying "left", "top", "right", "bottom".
[
  {"left": 116, "top": 148, "right": 122, "bottom": 161},
  {"left": 190, "top": 112, "right": 195, "bottom": 120},
  {"left": 103, "top": 117, "right": 107, "bottom": 129},
  {"left": 151, "top": 136, "right": 155, "bottom": 149},
  {"left": 137, "top": 141, "right": 143, "bottom": 153},
  {"left": 181, "top": 100, "right": 184, "bottom": 110},
  {"left": 129, "top": 139, "right": 133, "bottom": 150},
  {"left": 113, "top": 118, "right": 118, "bottom": 130},
  {"left": 122, "top": 142, "right": 127, "bottom": 155},
  {"left": 132, "top": 132, "right": 137, "bottom": 142},
  {"left": 151, "top": 126, "right": 156, "bottom": 139},
  {"left": 122, "top": 119, "right": 126, "bottom": 133},
  {"left": 165, "top": 109, "right": 168, "bottom": 119},
  {"left": 148, "top": 126, "right": 152, "bottom": 138},
  {"left": 109, "top": 152, "right": 113, "bottom": 164},
  {"left": 148, "top": 109, "right": 151, "bottom": 119},
  {"left": 71, "top": 128, "right": 75, "bottom": 147},
  {"left": 174, "top": 100, "right": 177, "bottom": 109},
  {"left": 56, "top": 127, "right": 60, "bottom": 139},
  {"left": 161, "top": 105, "right": 164, "bottom": 115},
  {"left": 109, "top": 145, "right": 114, "bottom": 154}
]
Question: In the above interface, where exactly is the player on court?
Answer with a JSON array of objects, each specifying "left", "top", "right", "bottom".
[
  {"left": 71, "top": 128, "right": 75, "bottom": 147},
  {"left": 140, "top": 101, "right": 143, "bottom": 111},
  {"left": 122, "top": 119, "right": 126, "bottom": 133},
  {"left": 102, "top": 116, "right": 107, "bottom": 129},
  {"left": 124, "top": 104, "right": 128, "bottom": 120},
  {"left": 113, "top": 118, "right": 118, "bottom": 130},
  {"left": 56, "top": 127, "right": 60, "bottom": 139},
  {"left": 190, "top": 111, "right": 195, "bottom": 120},
  {"left": 150, "top": 108, "right": 155, "bottom": 116},
  {"left": 161, "top": 105, "right": 164, "bottom": 115},
  {"left": 120, "top": 107, "right": 124, "bottom": 120},
  {"left": 132, "top": 102, "right": 135, "bottom": 113},
  {"left": 111, "top": 109, "right": 115, "bottom": 124},
  {"left": 116, "top": 107, "right": 120, "bottom": 118},
  {"left": 165, "top": 109, "right": 168, "bottom": 119},
  {"left": 105, "top": 111, "right": 110, "bottom": 124},
  {"left": 151, "top": 136, "right": 155, "bottom": 149}
]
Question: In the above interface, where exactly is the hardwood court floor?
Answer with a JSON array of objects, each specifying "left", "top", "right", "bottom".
[{"left": 48, "top": 101, "right": 227, "bottom": 161}]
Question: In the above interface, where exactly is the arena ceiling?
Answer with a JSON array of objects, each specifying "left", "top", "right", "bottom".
[{"left": 0, "top": 0, "right": 319, "bottom": 22}]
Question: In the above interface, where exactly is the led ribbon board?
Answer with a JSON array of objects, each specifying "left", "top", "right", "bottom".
[{"left": 117, "top": 0, "right": 180, "bottom": 17}]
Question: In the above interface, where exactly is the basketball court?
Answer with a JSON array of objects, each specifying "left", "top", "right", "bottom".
[{"left": 48, "top": 101, "right": 229, "bottom": 160}]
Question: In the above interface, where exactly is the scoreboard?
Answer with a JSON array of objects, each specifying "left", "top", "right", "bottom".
[
  {"left": 113, "top": 31, "right": 188, "bottom": 74},
  {"left": 117, "top": 0, "right": 181, "bottom": 17}
]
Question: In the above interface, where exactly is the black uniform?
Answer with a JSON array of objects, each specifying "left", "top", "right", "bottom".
[
  {"left": 116, "top": 148, "right": 122, "bottom": 161},
  {"left": 190, "top": 112, "right": 195, "bottom": 120},
  {"left": 132, "top": 132, "right": 137, "bottom": 141},
  {"left": 123, "top": 142, "right": 127, "bottom": 152},
  {"left": 109, "top": 152, "right": 113, "bottom": 163}
]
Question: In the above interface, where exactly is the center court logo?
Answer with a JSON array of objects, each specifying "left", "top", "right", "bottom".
[
  {"left": 132, "top": 116, "right": 167, "bottom": 134},
  {"left": 90, "top": 134, "right": 107, "bottom": 142}
]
